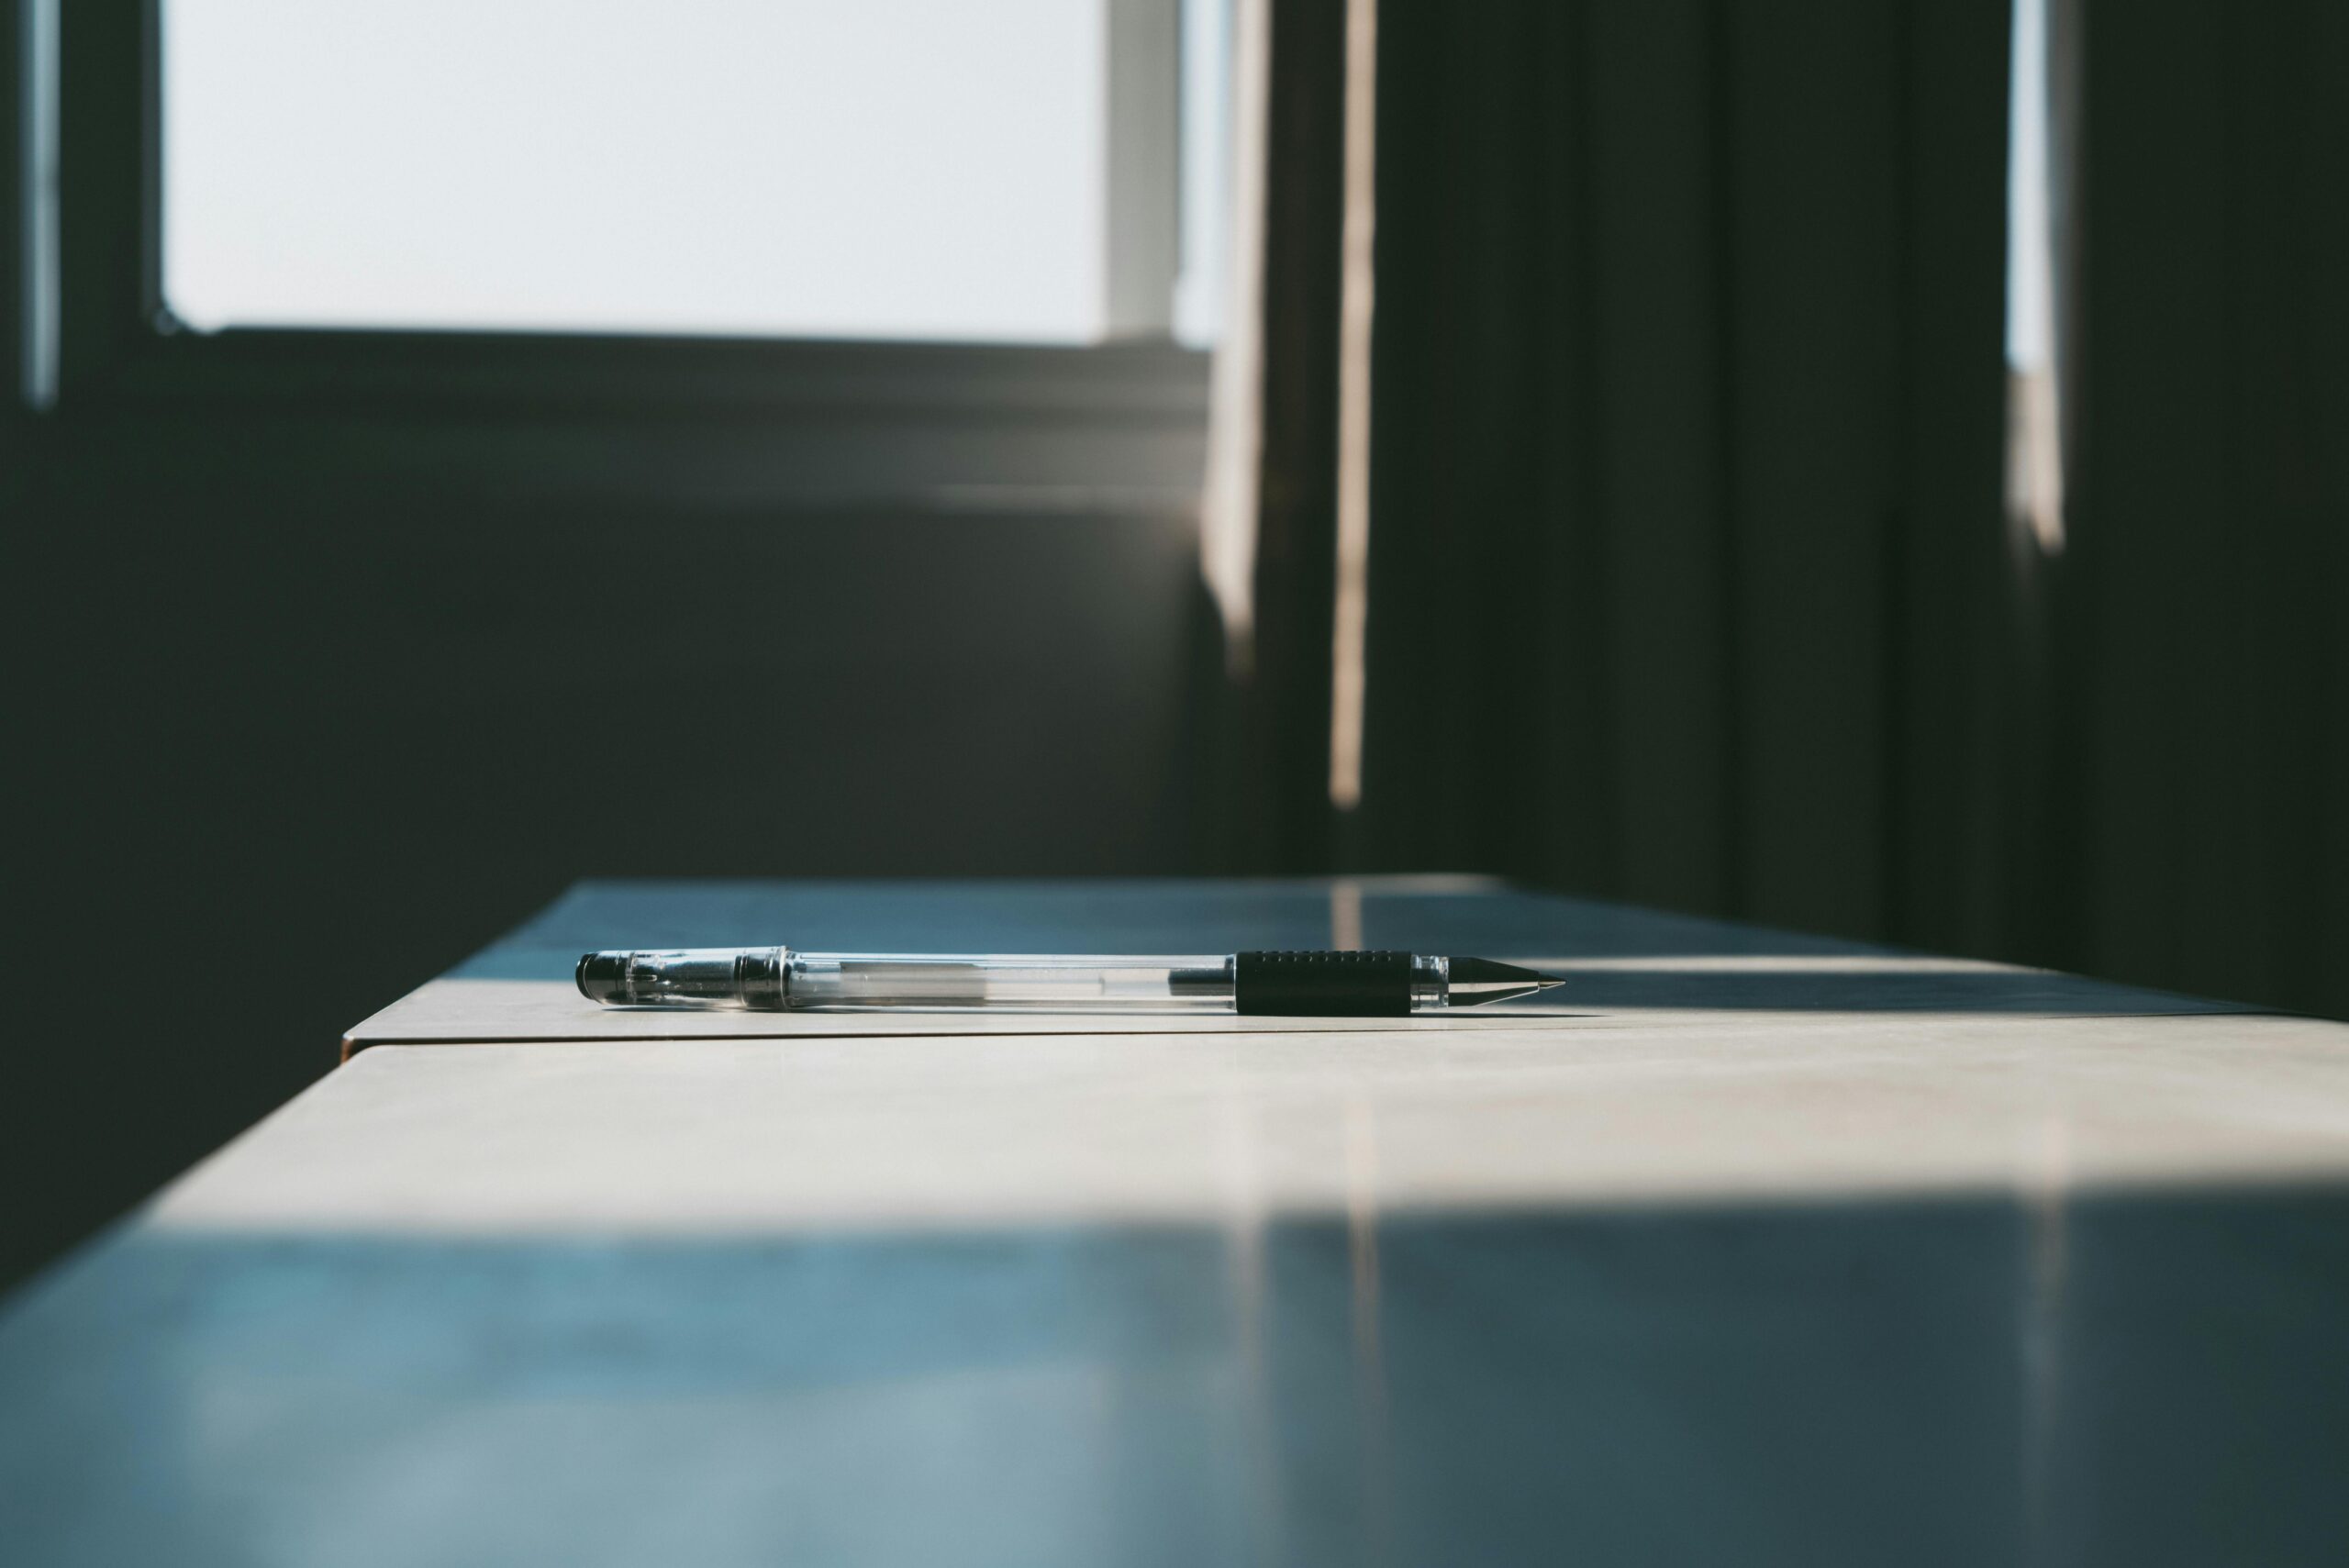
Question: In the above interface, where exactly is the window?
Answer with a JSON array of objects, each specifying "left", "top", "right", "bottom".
[
  {"left": 160, "top": 0, "right": 1229, "bottom": 347},
  {"left": 29, "top": 1, "right": 1215, "bottom": 509}
]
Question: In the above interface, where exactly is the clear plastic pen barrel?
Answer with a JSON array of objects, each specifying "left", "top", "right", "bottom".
[
  {"left": 582, "top": 948, "right": 1236, "bottom": 1010},
  {"left": 789, "top": 952, "right": 1234, "bottom": 1009}
]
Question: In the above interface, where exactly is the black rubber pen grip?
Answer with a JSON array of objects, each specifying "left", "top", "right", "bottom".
[{"left": 1234, "top": 951, "right": 1414, "bottom": 1016}]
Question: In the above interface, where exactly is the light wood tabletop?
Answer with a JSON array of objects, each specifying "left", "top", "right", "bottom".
[{"left": 5, "top": 879, "right": 2346, "bottom": 1567}]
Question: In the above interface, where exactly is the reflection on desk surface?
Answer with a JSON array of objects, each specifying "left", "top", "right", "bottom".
[{"left": 5, "top": 1192, "right": 2346, "bottom": 1568}]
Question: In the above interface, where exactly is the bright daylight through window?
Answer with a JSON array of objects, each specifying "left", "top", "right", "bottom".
[{"left": 161, "top": 0, "right": 1226, "bottom": 346}]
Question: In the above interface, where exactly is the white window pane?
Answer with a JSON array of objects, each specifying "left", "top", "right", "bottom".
[{"left": 161, "top": 0, "right": 1108, "bottom": 342}]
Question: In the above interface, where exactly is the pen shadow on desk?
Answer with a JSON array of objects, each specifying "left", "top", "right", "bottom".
[
  {"left": 5, "top": 1184, "right": 2346, "bottom": 1567},
  {"left": 1518, "top": 965, "right": 2236, "bottom": 1017}
]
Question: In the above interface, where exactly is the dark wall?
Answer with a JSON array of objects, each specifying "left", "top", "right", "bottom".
[{"left": 6, "top": 417, "right": 1210, "bottom": 1292}]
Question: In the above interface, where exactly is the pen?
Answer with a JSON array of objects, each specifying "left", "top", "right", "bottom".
[{"left": 576, "top": 948, "right": 1563, "bottom": 1016}]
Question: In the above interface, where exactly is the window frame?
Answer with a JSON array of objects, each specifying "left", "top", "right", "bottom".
[{"left": 31, "top": 0, "right": 1210, "bottom": 513}]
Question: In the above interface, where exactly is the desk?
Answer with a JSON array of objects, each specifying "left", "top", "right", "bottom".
[{"left": 5, "top": 879, "right": 2348, "bottom": 1566}]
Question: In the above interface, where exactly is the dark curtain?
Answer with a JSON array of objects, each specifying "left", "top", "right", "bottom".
[
  {"left": 1224, "top": 0, "right": 2348, "bottom": 1018},
  {"left": 1352, "top": 0, "right": 2018, "bottom": 946},
  {"left": 2049, "top": 0, "right": 2349, "bottom": 1014}
]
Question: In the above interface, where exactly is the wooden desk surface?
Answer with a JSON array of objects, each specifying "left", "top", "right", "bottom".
[{"left": 5, "top": 880, "right": 2347, "bottom": 1566}]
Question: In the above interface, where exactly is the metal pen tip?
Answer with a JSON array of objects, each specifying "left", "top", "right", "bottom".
[
  {"left": 1537, "top": 977, "right": 1565, "bottom": 991},
  {"left": 1442, "top": 957, "right": 1562, "bottom": 1006}
]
